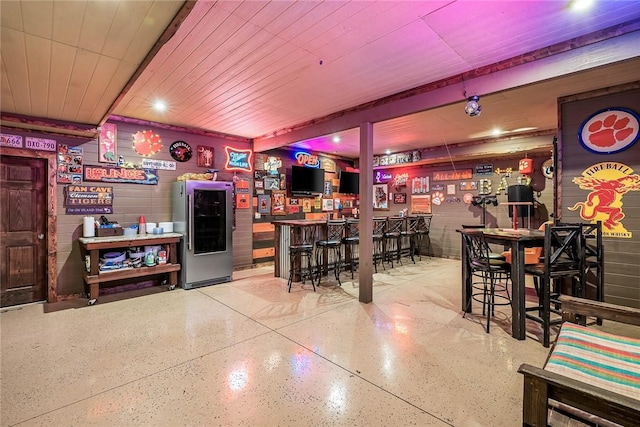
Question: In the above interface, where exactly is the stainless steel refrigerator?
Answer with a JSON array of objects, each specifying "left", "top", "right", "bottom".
[{"left": 173, "top": 180, "right": 233, "bottom": 289}]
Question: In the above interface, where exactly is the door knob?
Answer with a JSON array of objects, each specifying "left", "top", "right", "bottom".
[{"left": 38, "top": 234, "right": 44, "bottom": 240}]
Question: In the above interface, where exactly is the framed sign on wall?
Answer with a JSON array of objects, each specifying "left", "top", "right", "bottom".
[
  {"left": 393, "top": 193, "right": 407, "bottom": 204},
  {"left": 373, "top": 183, "right": 389, "bottom": 210},
  {"left": 411, "top": 195, "right": 432, "bottom": 214}
]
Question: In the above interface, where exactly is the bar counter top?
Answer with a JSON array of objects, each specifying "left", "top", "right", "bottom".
[
  {"left": 271, "top": 219, "right": 327, "bottom": 226},
  {"left": 79, "top": 232, "right": 183, "bottom": 245}
]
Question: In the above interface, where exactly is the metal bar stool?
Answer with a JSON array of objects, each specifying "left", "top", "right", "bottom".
[
  {"left": 372, "top": 217, "right": 387, "bottom": 273},
  {"left": 383, "top": 216, "right": 404, "bottom": 268},
  {"left": 400, "top": 216, "right": 418, "bottom": 264},
  {"left": 287, "top": 224, "right": 316, "bottom": 292},
  {"left": 415, "top": 214, "right": 432, "bottom": 260},
  {"left": 342, "top": 218, "right": 360, "bottom": 279},
  {"left": 315, "top": 219, "right": 346, "bottom": 286},
  {"left": 462, "top": 230, "right": 512, "bottom": 333}
]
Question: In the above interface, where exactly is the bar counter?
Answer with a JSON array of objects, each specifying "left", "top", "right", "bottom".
[
  {"left": 272, "top": 219, "right": 326, "bottom": 279},
  {"left": 271, "top": 216, "right": 413, "bottom": 282}
]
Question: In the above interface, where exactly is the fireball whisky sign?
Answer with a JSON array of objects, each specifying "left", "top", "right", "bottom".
[{"left": 568, "top": 162, "right": 640, "bottom": 238}]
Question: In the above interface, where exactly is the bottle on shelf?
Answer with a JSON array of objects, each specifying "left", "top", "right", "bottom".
[{"left": 139, "top": 215, "right": 146, "bottom": 235}]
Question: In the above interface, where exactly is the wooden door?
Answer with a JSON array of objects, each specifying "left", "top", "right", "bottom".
[{"left": 0, "top": 155, "right": 47, "bottom": 306}]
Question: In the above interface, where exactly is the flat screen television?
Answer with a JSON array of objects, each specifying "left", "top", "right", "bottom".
[
  {"left": 290, "top": 165, "right": 325, "bottom": 195},
  {"left": 338, "top": 170, "right": 359, "bottom": 194}
]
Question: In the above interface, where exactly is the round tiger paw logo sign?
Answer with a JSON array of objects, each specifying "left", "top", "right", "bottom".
[
  {"left": 578, "top": 107, "right": 640, "bottom": 155},
  {"left": 132, "top": 130, "right": 162, "bottom": 157}
]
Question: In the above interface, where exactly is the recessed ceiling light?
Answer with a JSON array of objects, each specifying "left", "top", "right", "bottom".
[
  {"left": 569, "top": 0, "right": 594, "bottom": 11},
  {"left": 385, "top": 149, "right": 391, "bottom": 155},
  {"left": 492, "top": 128, "right": 502, "bottom": 136},
  {"left": 153, "top": 100, "right": 166, "bottom": 112},
  {"left": 332, "top": 135, "right": 340, "bottom": 143}
]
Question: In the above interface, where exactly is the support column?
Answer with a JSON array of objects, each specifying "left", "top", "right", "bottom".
[{"left": 358, "top": 122, "right": 373, "bottom": 303}]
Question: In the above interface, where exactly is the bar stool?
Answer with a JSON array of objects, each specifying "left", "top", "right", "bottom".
[
  {"left": 415, "top": 214, "right": 432, "bottom": 260},
  {"left": 561, "top": 221, "right": 603, "bottom": 301},
  {"left": 383, "top": 217, "right": 404, "bottom": 267},
  {"left": 287, "top": 224, "right": 316, "bottom": 292},
  {"left": 342, "top": 218, "right": 360, "bottom": 279},
  {"left": 461, "top": 224, "right": 506, "bottom": 261},
  {"left": 524, "top": 223, "right": 584, "bottom": 347},
  {"left": 555, "top": 221, "right": 603, "bottom": 324},
  {"left": 315, "top": 219, "right": 346, "bottom": 286},
  {"left": 580, "top": 221, "right": 604, "bottom": 325},
  {"left": 372, "top": 217, "right": 387, "bottom": 273},
  {"left": 400, "top": 216, "right": 418, "bottom": 264},
  {"left": 462, "top": 230, "right": 512, "bottom": 333}
]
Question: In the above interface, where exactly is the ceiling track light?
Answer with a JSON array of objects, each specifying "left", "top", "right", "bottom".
[{"left": 464, "top": 95, "right": 482, "bottom": 117}]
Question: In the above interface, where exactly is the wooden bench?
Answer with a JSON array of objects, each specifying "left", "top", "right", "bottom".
[{"left": 518, "top": 295, "right": 640, "bottom": 426}]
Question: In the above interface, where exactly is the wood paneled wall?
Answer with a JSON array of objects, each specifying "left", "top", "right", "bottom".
[
  {"left": 559, "top": 84, "right": 640, "bottom": 308},
  {"left": 251, "top": 149, "right": 355, "bottom": 265},
  {"left": 253, "top": 146, "right": 554, "bottom": 264},
  {"left": 371, "top": 154, "right": 554, "bottom": 259},
  {"left": 1, "top": 120, "right": 252, "bottom": 300}
]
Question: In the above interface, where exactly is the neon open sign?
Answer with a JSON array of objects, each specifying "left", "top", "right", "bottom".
[{"left": 294, "top": 151, "right": 320, "bottom": 168}]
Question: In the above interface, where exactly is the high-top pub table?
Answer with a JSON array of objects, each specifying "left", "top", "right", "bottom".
[{"left": 459, "top": 227, "right": 544, "bottom": 340}]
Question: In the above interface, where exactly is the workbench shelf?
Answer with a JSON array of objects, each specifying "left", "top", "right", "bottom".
[{"left": 78, "top": 233, "right": 182, "bottom": 305}]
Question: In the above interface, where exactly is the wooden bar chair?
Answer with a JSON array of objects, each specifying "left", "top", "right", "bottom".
[
  {"left": 562, "top": 221, "right": 604, "bottom": 302},
  {"left": 524, "top": 223, "right": 584, "bottom": 347}
]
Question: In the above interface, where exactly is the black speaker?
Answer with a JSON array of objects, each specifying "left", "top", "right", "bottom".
[{"left": 507, "top": 185, "right": 533, "bottom": 218}]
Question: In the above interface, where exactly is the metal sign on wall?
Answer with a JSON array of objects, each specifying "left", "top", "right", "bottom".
[
  {"left": 225, "top": 146, "right": 253, "bottom": 172},
  {"left": 25, "top": 137, "right": 56, "bottom": 152},
  {"left": 65, "top": 185, "right": 113, "bottom": 205},
  {"left": 83, "top": 165, "right": 159, "bottom": 185},
  {"left": 141, "top": 158, "right": 176, "bottom": 170},
  {"left": 373, "top": 150, "right": 421, "bottom": 167},
  {"left": 475, "top": 164, "right": 493, "bottom": 175},
  {"left": 64, "top": 185, "right": 114, "bottom": 215},
  {"left": 320, "top": 157, "right": 336, "bottom": 172},
  {"left": 0, "top": 133, "right": 23, "bottom": 148},
  {"left": 432, "top": 169, "right": 473, "bottom": 181},
  {"left": 568, "top": 161, "right": 640, "bottom": 238},
  {"left": 57, "top": 145, "right": 83, "bottom": 184}
]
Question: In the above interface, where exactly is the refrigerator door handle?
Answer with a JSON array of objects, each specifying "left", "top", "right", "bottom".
[{"left": 187, "top": 193, "right": 193, "bottom": 251}]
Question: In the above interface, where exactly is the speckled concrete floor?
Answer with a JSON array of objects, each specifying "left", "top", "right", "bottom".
[{"left": 1, "top": 259, "right": 561, "bottom": 426}]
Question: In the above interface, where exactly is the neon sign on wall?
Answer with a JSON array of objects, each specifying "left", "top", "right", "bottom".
[
  {"left": 224, "top": 146, "right": 253, "bottom": 172},
  {"left": 294, "top": 151, "right": 320, "bottom": 168},
  {"left": 375, "top": 170, "right": 392, "bottom": 183}
]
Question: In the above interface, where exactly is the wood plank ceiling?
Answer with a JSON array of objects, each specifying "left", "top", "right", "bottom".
[{"left": 1, "top": 0, "right": 640, "bottom": 158}]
